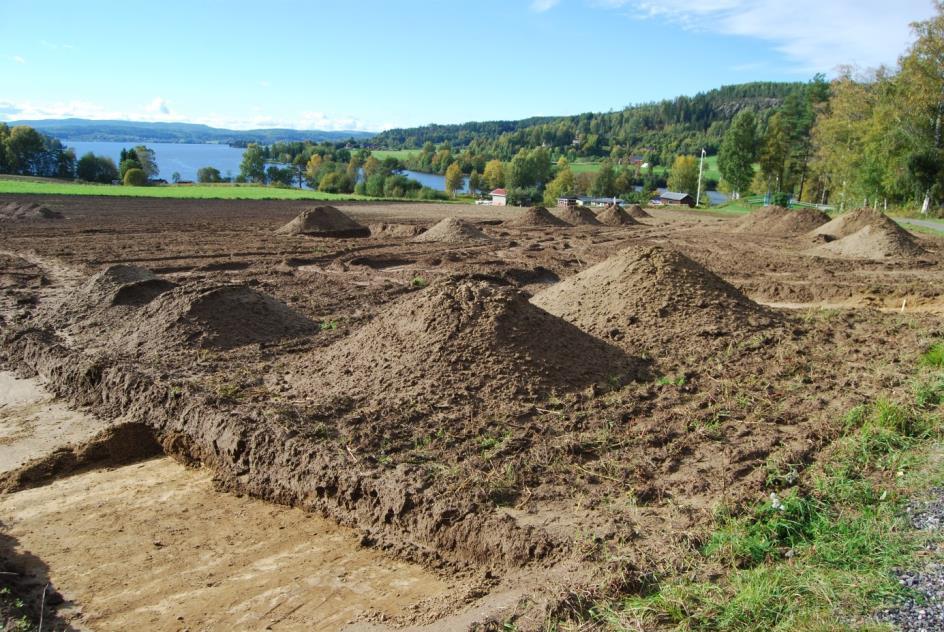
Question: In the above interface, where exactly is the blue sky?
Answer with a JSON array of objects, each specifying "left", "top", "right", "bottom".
[{"left": 0, "top": 0, "right": 936, "bottom": 131}]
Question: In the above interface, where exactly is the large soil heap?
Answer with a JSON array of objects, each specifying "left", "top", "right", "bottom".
[
  {"left": 129, "top": 284, "right": 317, "bottom": 350},
  {"left": 596, "top": 204, "right": 640, "bottom": 227},
  {"left": 809, "top": 207, "right": 924, "bottom": 259},
  {"left": 0, "top": 202, "right": 63, "bottom": 221},
  {"left": 552, "top": 206, "right": 602, "bottom": 226},
  {"left": 531, "top": 245, "right": 774, "bottom": 353},
  {"left": 507, "top": 206, "right": 570, "bottom": 227},
  {"left": 734, "top": 206, "right": 830, "bottom": 237},
  {"left": 276, "top": 206, "right": 369, "bottom": 237},
  {"left": 82, "top": 264, "right": 176, "bottom": 306},
  {"left": 625, "top": 204, "right": 652, "bottom": 219},
  {"left": 410, "top": 217, "right": 492, "bottom": 243},
  {"left": 304, "top": 279, "right": 638, "bottom": 407}
]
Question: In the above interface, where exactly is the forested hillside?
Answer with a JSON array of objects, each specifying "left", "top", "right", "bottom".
[{"left": 370, "top": 82, "right": 805, "bottom": 168}]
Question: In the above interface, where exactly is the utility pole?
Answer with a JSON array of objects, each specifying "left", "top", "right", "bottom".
[{"left": 695, "top": 148, "right": 706, "bottom": 207}]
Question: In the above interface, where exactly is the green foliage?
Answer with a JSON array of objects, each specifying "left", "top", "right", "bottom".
[
  {"left": 76, "top": 152, "right": 119, "bottom": 183},
  {"left": 122, "top": 167, "right": 148, "bottom": 186},
  {"left": 920, "top": 342, "right": 944, "bottom": 368},
  {"left": 588, "top": 348, "right": 944, "bottom": 631},
  {"left": 667, "top": 155, "right": 699, "bottom": 195},
  {"left": 239, "top": 143, "right": 266, "bottom": 183},
  {"left": 444, "top": 161, "right": 463, "bottom": 196},
  {"left": 197, "top": 166, "right": 223, "bottom": 183},
  {"left": 719, "top": 110, "right": 758, "bottom": 195}
]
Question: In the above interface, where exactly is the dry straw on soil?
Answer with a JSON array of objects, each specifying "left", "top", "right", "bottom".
[
  {"left": 410, "top": 217, "right": 492, "bottom": 243},
  {"left": 276, "top": 206, "right": 369, "bottom": 237}
]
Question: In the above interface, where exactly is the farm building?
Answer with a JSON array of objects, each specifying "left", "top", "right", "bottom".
[
  {"left": 557, "top": 196, "right": 578, "bottom": 208},
  {"left": 576, "top": 196, "right": 625, "bottom": 208},
  {"left": 657, "top": 191, "right": 695, "bottom": 207},
  {"left": 490, "top": 188, "right": 507, "bottom": 206}
]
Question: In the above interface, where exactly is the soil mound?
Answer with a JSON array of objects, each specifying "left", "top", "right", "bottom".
[
  {"left": 276, "top": 206, "right": 369, "bottom": 237},
  {"left": 368, "top": 222, "right": 426, "bottom": 238},
  {"left": 410, "top": 217, "right": 492, "bottom": 243},
  {"left": 735, "top": 206, "right": 830, "bottom": 237},
  {"left": 307, "top": 279, "right": 639, "bottom": 405},
  {"left": 82, "top": 265, "right": 176, "bottom": 306},
  {"left": 596, "top": 204, "right": 640, "bottom": 227},
  {"left": 551, "top": 206, "right": 602, "bottom": 226},
  {"left": 0, "top": 202, "right": 63, "bottom": 221},
  {"left": 130, "top": 284, "right": 316, "bottom": 350},
  {"left": 809, "top": 223, "right": 925, "bottom": 260},
  {"left": 811, "top": 207, "right": 892, "bottom": 239},
  {"left": 808, "top": 207, "right": 924, "bottom": 259},
  {"left": 507, "top": 206, "right": 570, "bottom": 228},
  {"left": 625, "top": 204, "right": 651, "bottom": 219},
  {"left": 531, "top": 245, "right": 774, "bottom": 350}
]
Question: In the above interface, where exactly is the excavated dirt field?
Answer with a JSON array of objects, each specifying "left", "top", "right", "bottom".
[{"left": 1, "top": 195, "right": 943, "bottom": 630}]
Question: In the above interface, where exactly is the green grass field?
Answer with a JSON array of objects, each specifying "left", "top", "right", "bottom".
[
  {"left": 370, "top": 149, "right": 419, "bottom": 161},
  {"left": 568, "top": 156, "right": 724, "bottom": 182},
  {"left": 0, "top": 177, "right": 370, "bottom": 201}
]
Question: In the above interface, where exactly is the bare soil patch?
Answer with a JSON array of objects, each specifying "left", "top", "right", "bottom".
[
  {"left": 0, "top": 193, "right": 942, "bottom": 627},
  {"left": 0, "top": 202, "right": 62, "bottom": 221}
]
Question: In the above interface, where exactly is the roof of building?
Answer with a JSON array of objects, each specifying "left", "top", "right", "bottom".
[
  {"left": 660, "top": 191, "right": 693, "bottom": 201},
  {"left": 490, "top": 188, "right": 507, "bottom": 196}
]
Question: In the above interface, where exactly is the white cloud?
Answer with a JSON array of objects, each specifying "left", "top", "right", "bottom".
[
  {"left": 10, "top": 55, "right": 26, "bottom": 64},
  {"left": 146, "top": 97, "right": 171, "bottom": 116},
  {"left": 0, "top": 98, "right": 388, "bottom": 131},
  {"left": 531, "top": 0, "right": 560, "bottom": 12},
  {"left": 592, "top": 0, "right": 936, "bottom": 72},
  {"left": 259, "top": 80, "right": 270, "bottom": 88}
]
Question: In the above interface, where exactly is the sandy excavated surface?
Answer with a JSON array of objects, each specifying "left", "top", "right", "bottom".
[
  {"left": 0, "top": 194, "right": 943, "bottom": 627},
  {"left": 0, "top": 457, "right": 449, "bottom": 631},
  {"left": 0, "top": 372, "right": 111, "bottom": 475}
]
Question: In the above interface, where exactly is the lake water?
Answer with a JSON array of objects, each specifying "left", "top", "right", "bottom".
[
  {"left": 61, "top": 141, "right": 725, "bottom": 202},
  {"left": 64, "top": 141, "right": 245, "bottom": 182}
]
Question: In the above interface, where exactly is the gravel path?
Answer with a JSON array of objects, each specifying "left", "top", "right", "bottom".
[
  {"left": 875, "top": 490, "right": 944, "bottom": 631},
  {"left": 898, "top": 218, "right": 944, "bottom": 235}
]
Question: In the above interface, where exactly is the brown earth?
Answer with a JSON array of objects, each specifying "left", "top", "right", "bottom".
[
  {"left": 276, "top": 205, "right": 370, "bottom": 238},
  {"left": 0, "top": 202, "right": 63, "bottom": 222},
  {"left": 595, "top": 204, "right": 640, "bottom": 227},
  {"left": 625, "top": 204, "right": 651, "bottom": 219},
  {"left": 551, "top": 205, "right": 602, "bottom": 226},
  {"left": 809, "top": 220, "right": 926, "bottom": 260},
  {"left": 0, "top": 194, "right": 942, "bottom": 629},
  {"left": 410, "top": 217, "right": 493, "bottom": 243},
  {"left": 507, "top": 206, "right": 570, "bottom": 228},
  {"left": 733, "top": 205, "right": 830, "bottom": 236}
]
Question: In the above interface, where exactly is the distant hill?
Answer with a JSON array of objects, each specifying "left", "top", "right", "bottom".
[{"left": 6, "top": 118, "right": 376, "bottom": 145}]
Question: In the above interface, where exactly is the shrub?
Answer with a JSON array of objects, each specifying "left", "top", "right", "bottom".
[{"left": 122, "top": 168, "right": 148, "bottom": 186}]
